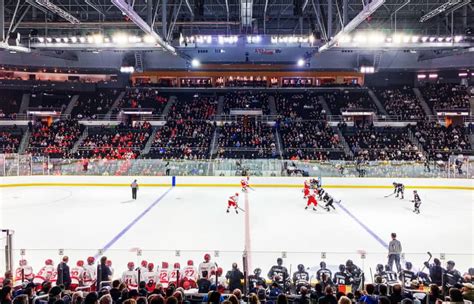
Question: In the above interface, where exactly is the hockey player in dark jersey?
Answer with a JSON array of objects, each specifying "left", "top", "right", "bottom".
[
  {"left": 316, "top": 262, "right": 332, "bottom": 282},
  {"left": 310, "top": 178, "right": 321, "bottom": 189},
  {"left": 323, "top": 193, "right": 339, "bottom": 212},
  {"left": 333, "top": 264, "right": 352, "bottom": 287},
  {"left": 345, "top": 260, "right": 363, "bottom": 291},
  {"left": 411, "top": 190, "right": 421, "bottom": 214},
  {"left": 382, "top": 265, "right": 398, "bottom": 286},
  {"left": 393, "top": 182, "right": 404, "bottom": 199},
  {"left": 316, "top": 186, "right": 325, "bottom": 200},
  {"left": 399, "top": 262, "right": 416, "bottom": 289},
  {"left": 424, "top": 258, "right": 443, "bottom": 286},
  {"left": 375, "top": 264, "right": 385, "bottom": 279},
  {"left": 444, "top": 261, "right": 463, "bottom": 290},
  {"left": 268, "top": 258, "right": 289, "bottom": 287},
  {"left": 293, "top": 264, "right": 310, "bottom": 294},
  {"left": 248, "top": 268, "right": 267, "bottom": 293}
]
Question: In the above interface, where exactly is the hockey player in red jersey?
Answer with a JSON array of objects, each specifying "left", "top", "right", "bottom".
[
  {"left": 198, "top": 254, "right": 217, "bottom": 279},
  {"left": 182, "top": 260, "right": 198, "bottom": 288},
  {"left": 33, "top": 259, "right": 55, "bottom": 287},
  {"left": 143, "top": 263, "right": 159, "bottom": 292},
  {"left": 70, "top": 260, "right": 85, "bottom": 291},
  {"left": 158, "top": 262, "right": 170, "bottom": 288},
  {"left": 227, "top": 193, "right": 240, "bottom": 214},
  {"left": 305, "top": 190, "right": 318, "bottom": 211},
  {"left": 14, "top": 259, "right": 34, "bottom": 287},
  {"left": 122, "top": 262, "right": 138, "bottom": 289},
  {"left": 241, "top": 177, "right": 250, "bottom": 192}
]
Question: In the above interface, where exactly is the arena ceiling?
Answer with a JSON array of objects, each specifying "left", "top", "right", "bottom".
[{"left": 1, "top": 0, "right": 472, "bottom": 38}]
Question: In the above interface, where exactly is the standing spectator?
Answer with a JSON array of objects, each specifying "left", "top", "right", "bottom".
[
  {"left": 226, "top": 263, "right": 244, "bottom": 292},
  {"left": 359, "top": 284, "right": 378, "bottom": 304},
  {"left": 318, "top": 286, "right": 337, "bottom": 304},
  {"left": 97, "top": 256, "right": 112, "bottom": 290},
  {"left": 57, "top": 256, "right": 71, "bottom": 289},
  {"left": 131, "top": 180, "right": 139, "bottom": 200},
  {"left": 388, "top": 233, "right": 402, "bottom": 272}
]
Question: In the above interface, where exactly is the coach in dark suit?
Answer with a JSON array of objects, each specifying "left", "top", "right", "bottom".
[{"left": 57, "top": 256, "right": 71, "bottom": 289}]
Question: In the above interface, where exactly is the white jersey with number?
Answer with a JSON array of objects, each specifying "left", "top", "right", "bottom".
[
  {"left": 83, "top": 264, "right": 96, "bottom": 287},
  {"left": 209, "top": 274, "right": 226, "bottom": 287},
  {"left": 198, "top": 262, "right": 217, "bottom": 278},
  {"left": 122, "top": 270, "right": 138, "bottom": 289},
  {"left": 33, "top": 265, "right": 55, "bottom": 285},
  {"left": 158, "top": 269, "right": 169, "bottom": 287},
  {"left": 183, "top": 266, "right": 198, "bottom": 282},
  {"left": 143, "top": 271, "right": 158, "bottom": 286},
  {"left": 169, "top": 268, "right": 181, "bottom": 284},
  {"left": 70, "top": 266, "right": 85, "bottom": 286}
]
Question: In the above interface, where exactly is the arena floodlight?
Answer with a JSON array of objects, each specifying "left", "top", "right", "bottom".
[
  {"left": 35, "top": 0, "right": 81, "bottom": 24},
  {"left": 297, "top": 59, "right": 305, "bottom": 67},
  {"left": 191, "top": 59, "right": 201, "bottom": 67},
  {"left": 54, "top": 37, "right": 61, "bottom": 43},
  {"left": 113, "top": 33, "right": 129, "bottom": 45},
  {"left": 38, "top": 37, "right": 45, "bottom": 43},
  {"left": 319, "top": 0, "right": 385, "bottom": 52},
  {"left": 458, "top": 72, "right": 468, "bottom": 77},
  {"left": 144, "top": 35, "right": 156, "bottom": 44},
  {"left": 70, "top": 37, "right": 77, "bottom": 43},
  {"left": 46, "top": 37, "right": 52, "bottom": 43},
  {"left": 411, "top": 36, "right": 419, "bottom": 43},
  {"left": 454, "top": 35, "right": 463, "bottom": 43},
  {"left": 428, "top": 73, "right": 438, "bottom": 79},
  {"left": 421, "top": 36, "right": 429, "bottom": 42},
  {"left": 79, "top": 37, "right": 86, "bottom": 43},
  {"left": 111, "top": 0, "right": 176, "bottom": 54},
  {"left": 417, "top": 74, "right": 427, "bottom": 79}
]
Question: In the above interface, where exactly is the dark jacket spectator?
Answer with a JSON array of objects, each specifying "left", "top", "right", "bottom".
[
  {"left": 57, "top": 256, "right": 71, "bottom": 289},
  {"left": 225, "top": 264, "right": 244, "bottom": 291},
  {"left": 318, "top": 286, "right": 337, "bottom": 304}
]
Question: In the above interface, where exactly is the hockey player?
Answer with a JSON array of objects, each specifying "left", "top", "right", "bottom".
[
  {"left": 268, "top": 258, "right": 289, "bottom": 287},
  {"left": 106, "top": 260, "right": 114, "bottom": 279},
  {"left": 248, "top": 268, "right": 267, "bottom": 293},
  {"left": 83, "top": 256, "right": 97, "bottom": 289},
  {"left": 209, "top": 267, "right": 226, "bottom": 287},
  {"left": 399, "top": 262, "right": 416, "bottom": 289},
  {"left": 424, "top": 258, "right": 443, "bottom": 286},
  {"left": 32, "top": 259, "right": 55, "bottom": 286},
  {"left": 309, "top": 178, "right": 321, "bottom": 189},
  {"left": 182, "top": 260, "right": 198, "bottom": 288},
  {"left": 70, "top": 260, "right": 85, "bottom": 291},
  {"left": 382, "top": 265, "right": 398, "bottom": 286},
  {"left": 316, "top": 262, "right": 332, "bottom": 282},
  {"left": 393, "top": 182, "right": 405, "bottom": 199},
  {"left": 227, "top": 193, "right": 240, "bottom": 214},
  {"left": 138, "top": 260, "right": 148, "bottom": 276},
  {"left": 198, "top": 254, "right": 217, "bottom": 279},
  {"left": 323, "top": 193, "right": 338, "bottom": 212},
  {"left": 444, "top": 261, "right": 463, "bottom": 290},
  {"left": 293, "top": 264, "right": 310, "bottom": 293},
  {"left": 241, "top": 176, "right": 250, "bottom": 192},
  {"left": 333, "top": 264, "right": 352, "bottom": 287},
  {"left": 305, "top": 190, "right": 318, "bottom": 211},
  {"left": 411, "top": 190, "right": 421, "bottom": 214},
  {"left": 346, "top": 260, "right": 363, "bottom": 291},
  {"left": 168, "top": 263, "right": 181, "bottom": 287},
  {"left": 375, "top": 264, "right": 385, "bottom": 278},
  {"left": 158, "top": 262, "right": 170, "bottom": 288},
  {"left": 302, "top": 180, "right": 311, "bottom": 199},
  {"left": 143, "top": 263, "right": 159, "bottom": 292},
  {"left": 14, "top": 259, "right": 34, "bottom": 287},
  {"left": 122, "top": 262, "right": 138, "bottom": 289}
]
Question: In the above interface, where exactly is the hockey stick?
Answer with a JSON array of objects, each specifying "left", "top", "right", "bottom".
[
  {"left": 248, "top": 186, "right": 256, "bottom": 191},
  {"left": 384, "top": 192, "right": 395, "bottom": 198},
  {"left": 237, "top": 206, "right": 246, "bottom": 213},
  {"left": 416, "top": 251, "right": 432, "bottom": 280}
]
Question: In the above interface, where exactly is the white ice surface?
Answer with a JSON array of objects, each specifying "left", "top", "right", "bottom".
[{"left": 1, "top": 184, "right": 473, "bottom": 279}]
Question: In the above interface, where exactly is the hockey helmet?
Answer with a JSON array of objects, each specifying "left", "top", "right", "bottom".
[
  {"left": 346, "top": 260, "right": 353, "bottom": 267},
  {"left": 339, "top": 264, "right": 345, "bottom": 272},
  {"left": 77, "top": 260, "right": 84, "bottom": 267},
  {"left": 45, "top": 259, "right": 53, "bottom": 265},
  {"left": 376, "top": 264, "right": 384, "bottom": 272},
  {"left": 87, "top": 256, "right": 95, "bottom": 264},
  {"left": 141, "top": 260, "right": 148, "bottom": 267},
  {"left": 216, "top": 267, "right": 223, "bottom": 275},
  {"left": 320, "top": 261, "right": 326, "bottom": 269},
  {"left": 385, "top": 265, "right": 391, "bottom": 271},
  {"left": 174, "top": 262, "right": 180, "bottom": 269},
  {"left": 127, "top": 262, "right": 135, "bottom": 270},
  {"left": 148, "top": 263, "right": 155, "bottom": 271},
  {"left": 277, "top": 258, "right": 283, "bottom": 266},
  {"left": 19, "top": 259, "right": 27, "bottom": 266},
  {"left": 405, "top": 262, "right": 412, "bottom": 270},
  {"left": 162, "top": 262, "right": 169, "bottom": 269},
  {"left": 298, "top": 264, "right": 305, "bottom": 272},
  {"left": 235, "top": 193, "right": 239, "bottom": 196},
  {"left": 204, "top": 253, "right": 211, "bottom": 262},
  {"left": 187, "top": 260, "right": 194, "bottom": 266},
  {"left": 254, "top": 268, "right": 262, "bottom": 275}
]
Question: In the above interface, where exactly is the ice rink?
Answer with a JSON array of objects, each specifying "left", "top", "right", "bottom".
[{"left": 1, "top": 176, "right": 473, "bottom": 280}]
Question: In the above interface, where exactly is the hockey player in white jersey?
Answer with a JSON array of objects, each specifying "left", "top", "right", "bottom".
[
  {"left": 182, "top": 260, "right": 198, "bottom": 288},
  {"left": 14, "top": 259, "right": 34, "bottom": 287},
  {"left": 138, "top": 260, "right": 148, "bottom": 277},
  {"left": 168, "top": 263, "right": 181, "bottom": 286},
  {"left": 33, "top": 259, "right": 55, "bottom": 286},
  {"left": 198, "top": 254, "right": 217, "bottom": 278},
  {"left": 143, "top": 263, "right": 159, "bottom": 292},
  {"left": 209, "top": 267, "right": 226, "bottom": 287},
  {"left": 70, "top": 260, "right": 85, "bottom": 291},
  {"left": 82, "top": 256, "right": 97, "bottom": 289},
  {"left": 122, "top": 262, "right": 138, "bottom": 289},
  {"left": 158, "top": 262, "right": 170, "bottom": 288}
]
